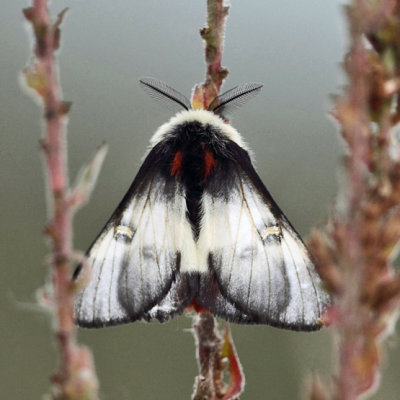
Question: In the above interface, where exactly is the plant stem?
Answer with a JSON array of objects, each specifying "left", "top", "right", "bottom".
[
  {"left": 309, "top": 1, "right": 400, "bottom": 399},
  {"left": 23, "top": 2, "right": 99, "bottom": 398},
  {"left": 192, "top": 0, "right": 229, "bottom": 111},
  {"left": 192, "top": 314, "right": 224, "bottom": 400},
  {"left": 191, "top": 1, "right": 244, "bottom": 399}
]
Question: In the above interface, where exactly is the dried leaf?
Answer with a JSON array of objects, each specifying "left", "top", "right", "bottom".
[
  {"left": 53, "top": 8, "right": 69, "bottom": 51},
  {"left": 22, "top": 7, "right": 34, "bottom": 22},
  {"left": 60, "top": 101, "right": 73, "bottom": 115},
  {"left": 220, "top": 325, "right": 244, "bottom": 400},
  {"left": 24, "top": 65, "right": 47, "bottom": 99},
  {"left": 191, "top": 85, "right": 206, "bottom": 110},
  {"left": 372, "top": 274, "right": 400, "bottom": 312},
  {"left": 70, "top": 143, "right": 108, "bottom": 211},
  {"left": 54, "top": 7, "right": 69, "bottom": 29}
]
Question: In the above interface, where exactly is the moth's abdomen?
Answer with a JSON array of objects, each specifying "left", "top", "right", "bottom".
[{"left": 172, "top": 142, "right": 218, "bottom": 240}]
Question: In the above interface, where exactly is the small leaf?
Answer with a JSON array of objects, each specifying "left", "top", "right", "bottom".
[
  {"left": 24, "top": 64, "right": 47, "bottom": 99},
  {"left": 383, "top": 47, "right": 396, "bottom": 76},
  {"left": 191, "top": 85, "right": 206, "bottom": 110},
  {"left": 53, "top": 8, "right": 69, "bottom": 50},
  {"left": 372, "top": 275, "right": 400, "bottom": 312},
  {"left": 70, "top": 142, "right": 108, "bottom": 211},
  {"left": 60, "top": 101, "right": 73, "bottom": 115},
  {"left": 22, "top": 7, "right": 34, "bottom": 22},
  {"left": 54, "top": 7, "right": 69, "bottom": 29}
]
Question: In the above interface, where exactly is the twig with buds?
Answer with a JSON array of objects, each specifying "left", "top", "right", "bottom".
[
  {"left": 22, "top": 1, "right": 105, "bottom": 398},
  {"left": 190, "top": 1, "right": 244, "bottom": 400}
]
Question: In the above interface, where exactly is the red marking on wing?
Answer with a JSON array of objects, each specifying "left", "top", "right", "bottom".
[
  {"left": 170, "top": 150, "right": 183, "bottom": 176},
  {"left": 186, "top": 299, "right": 209, "bottom": 314},
  {"left": 204, "top": 150, "right": 217, "bottom": 178}
]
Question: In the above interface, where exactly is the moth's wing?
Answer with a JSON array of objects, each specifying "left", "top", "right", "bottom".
[
  {"left": 74, "top": 144, "right": 194, "bottom": 327},
  {"left": 197, "top": 273, "right": 255, "bottom": 323},
  {"left": 197, "top": 143, "right": 330, "bottom": 331}
]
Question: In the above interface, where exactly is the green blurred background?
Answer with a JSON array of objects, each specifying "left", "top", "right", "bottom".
[{"left": 2, "top": 0, "right": 400, "bottom": 399}]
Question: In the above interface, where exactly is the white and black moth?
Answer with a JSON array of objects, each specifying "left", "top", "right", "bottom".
[{"left": 74, "top": 78, "right": 329, "bottom": 331}]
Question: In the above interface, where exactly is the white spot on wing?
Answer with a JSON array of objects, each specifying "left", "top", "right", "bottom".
[{"left": 115, "top": 225, "right": 134, "bottom": 240}]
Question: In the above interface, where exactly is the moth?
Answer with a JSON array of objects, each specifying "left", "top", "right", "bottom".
[{"left": 74, "top": 78, "right": 329, "bottom": 331}]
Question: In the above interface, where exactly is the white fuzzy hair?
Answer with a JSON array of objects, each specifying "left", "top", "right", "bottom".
[{"left": 149, "top": 109, "right": 251, "bottom": 153}]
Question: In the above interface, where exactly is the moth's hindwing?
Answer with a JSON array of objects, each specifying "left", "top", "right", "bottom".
[
  {"left": 74, "top": 145, "right": 193, "bottom": 327},
  {"left": 197, "top": 143, "right": 330, "bottom": 331}
]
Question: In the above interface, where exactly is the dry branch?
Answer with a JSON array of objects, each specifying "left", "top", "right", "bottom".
[{"left": 309, "top": 1, "right": 400, "bottom": 399}]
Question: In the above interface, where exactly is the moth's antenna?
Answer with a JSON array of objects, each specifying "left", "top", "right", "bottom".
[
  {"left": 140, "top": 77, "right": 192, "bottom": 112},
  {"left": 209, "top": 83, "right": 263, "bottom": 119}
]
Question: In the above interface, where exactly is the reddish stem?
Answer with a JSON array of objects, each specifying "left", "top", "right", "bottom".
[
  {"left": 309, "top": 1, "right": 400, "bottom": 399},
  {"left": 192, "top": 314, "right": 224, "bottom": 400},
  {"left": 192, "top": 0, "right": 229, "bottom": 111},
  {"left": 24, "top": 1, "right": 98, "bottom": 398},
  {"left": 191, "top": 1, "right": 244, "bottom": 399},
  {"left": 31, "top": 0, "right": 75, "bottom": 378}
]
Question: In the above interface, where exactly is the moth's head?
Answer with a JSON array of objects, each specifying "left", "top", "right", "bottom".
[{"left": 139, "top": 77, "right": 263, "bottom": 122}]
